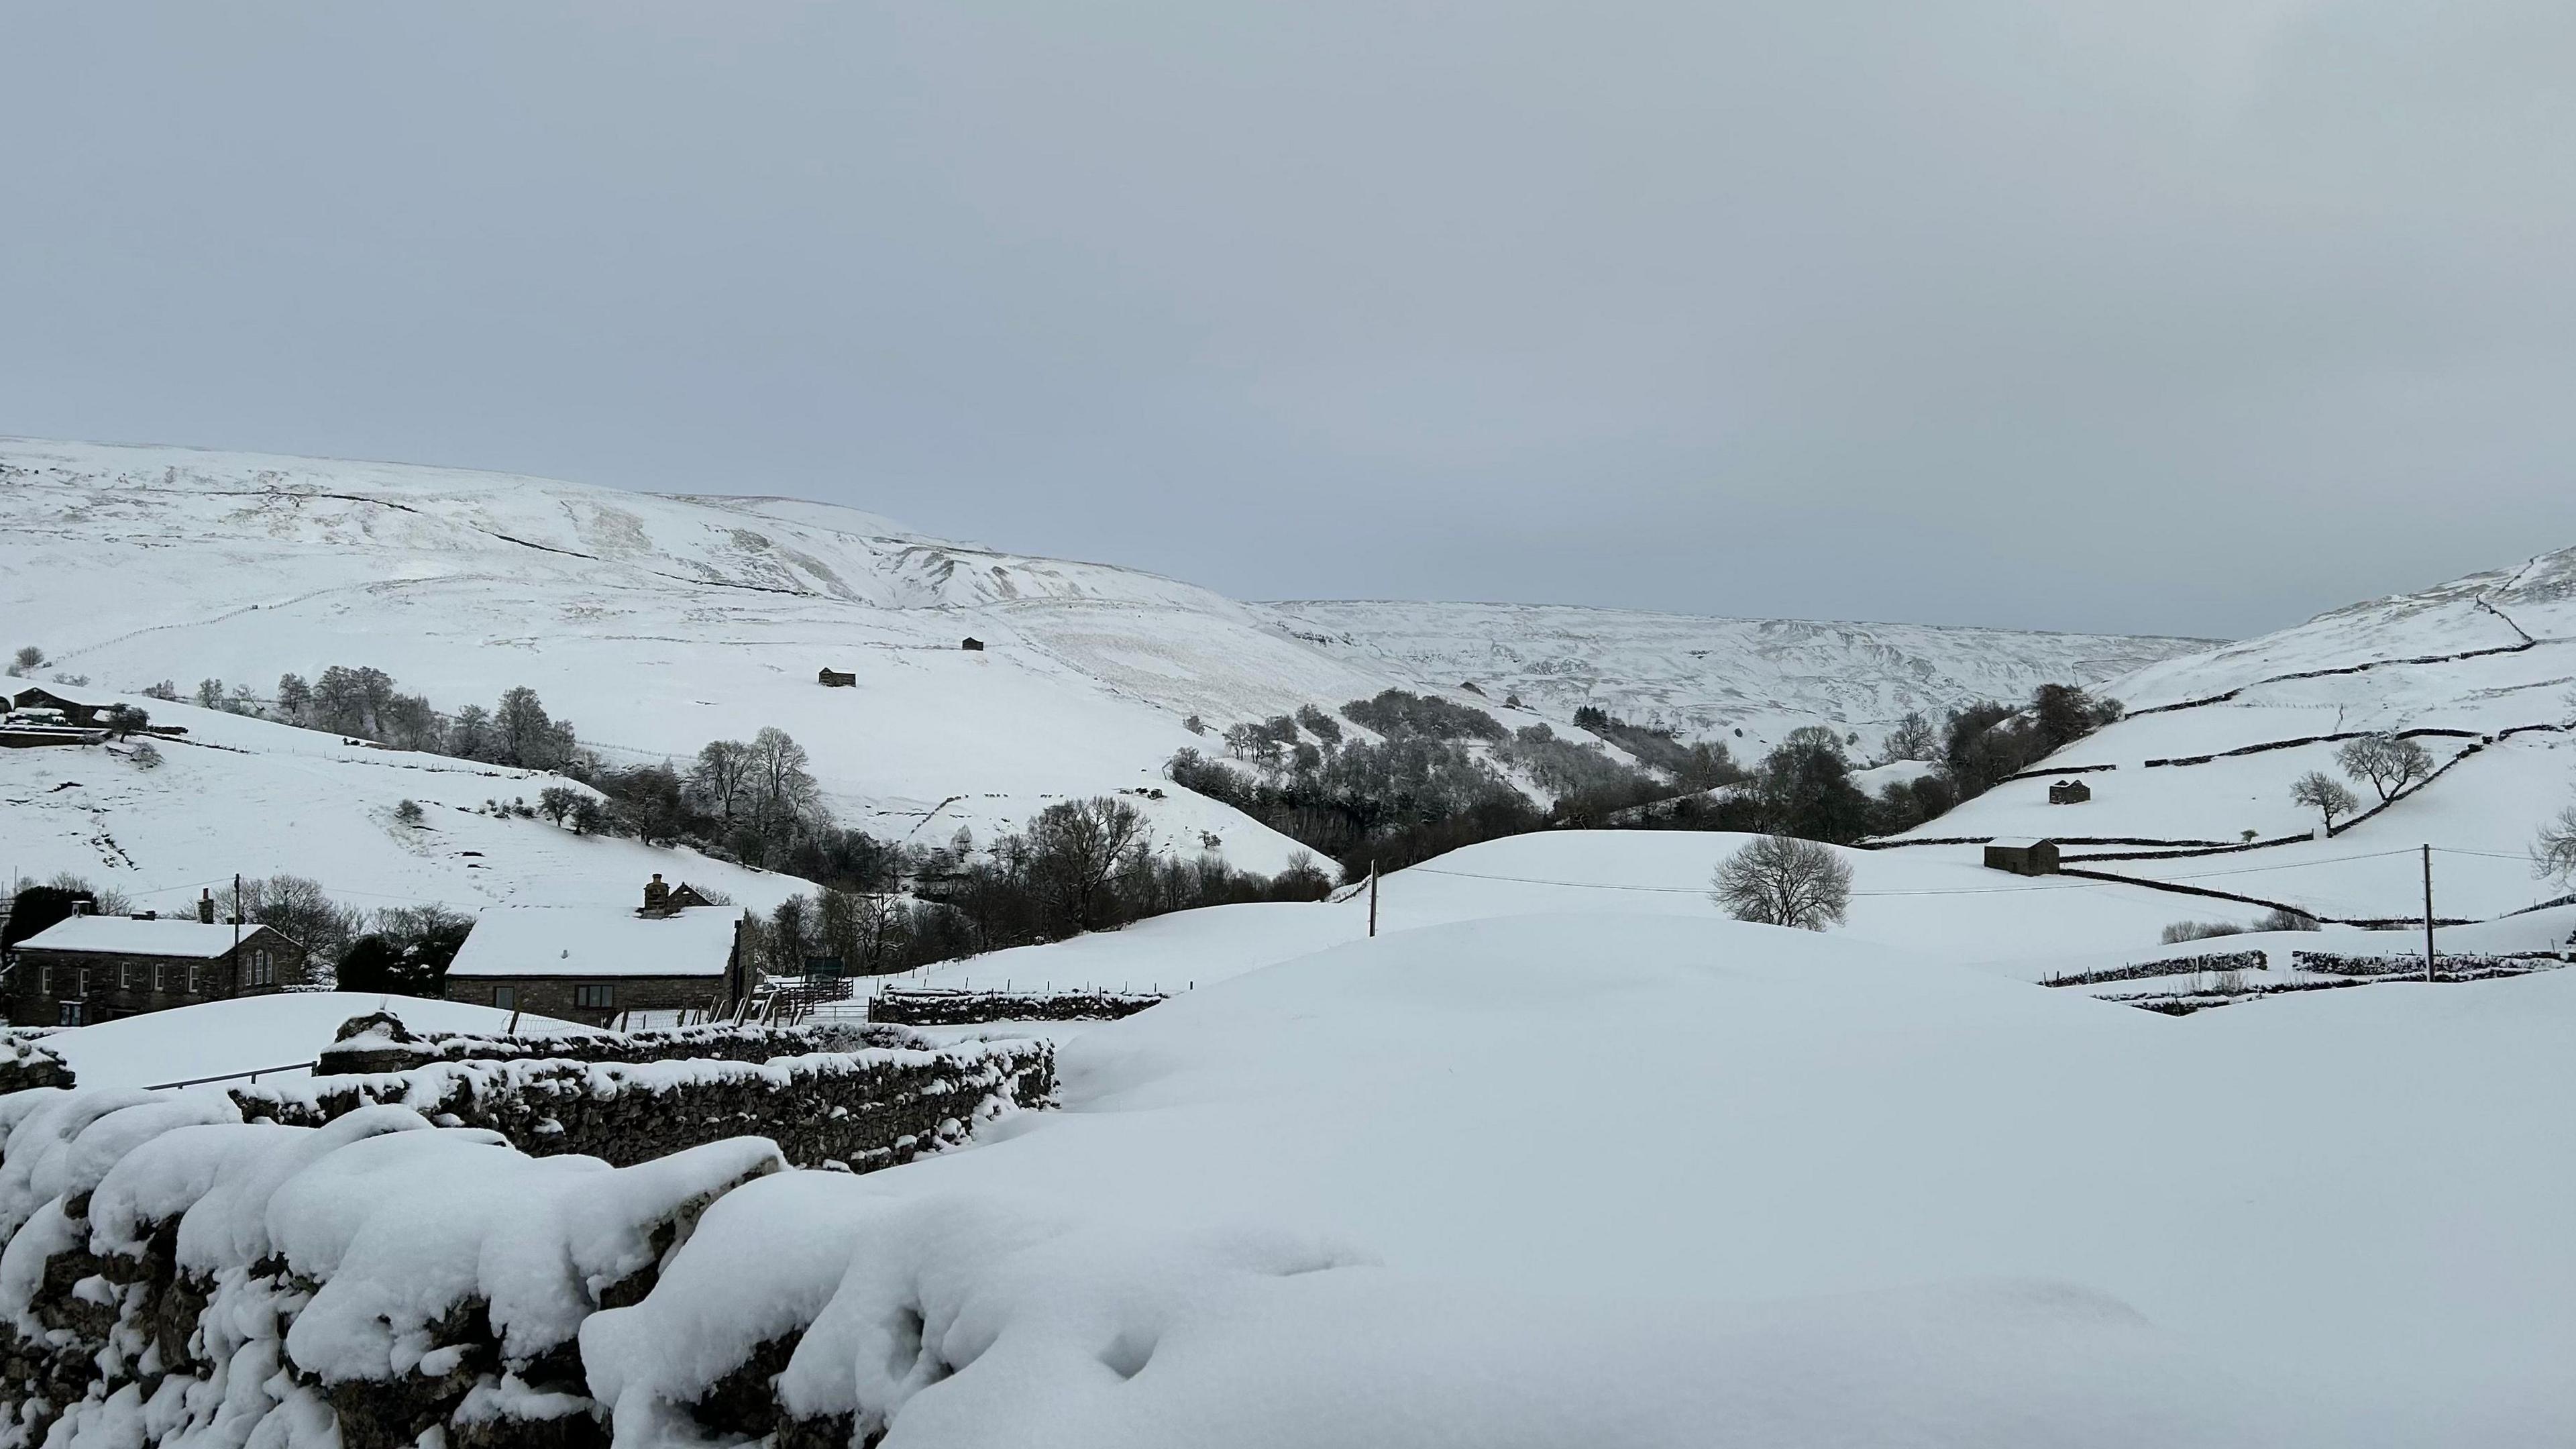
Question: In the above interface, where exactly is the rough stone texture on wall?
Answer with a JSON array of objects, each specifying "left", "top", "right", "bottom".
[
  {"left": 241, "top": 1036, "right": 1055, "bottom": 1171},
  {"left": 0, "top": 1087, "right": 784, "bottom": 1449},
  {"left": 317, "top": 1012, "right": 918, "bottom": 1076},
  {"left": 867, "top": 987, "right": 1168, "bottom": 1025},
  {"left": 0, "top": 1031, "right": 71, "bottom": 1091}
]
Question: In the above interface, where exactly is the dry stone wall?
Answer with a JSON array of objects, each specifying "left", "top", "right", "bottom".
[
  {"left": 0, "top": 1087, "right": 782, "bottom": 1449},
  {"left": 244, "top": 1036, "right": 1053, "bottom": 1171},
  {"left": 867, "top": 987, "right": 1167, "bottom": 1026}
]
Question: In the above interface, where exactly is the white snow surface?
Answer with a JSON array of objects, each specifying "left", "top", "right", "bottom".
[
  {"left": 0, "top": 690, "right": 812, "bottom": 921},
  {"left": 443, "top": 904, "right": 742, "bottom": 979},
  {"left": 588, "top": 904, "right": 2572, "bottom": 1446},
  {"left": 42, "top": 991, "right": 598, "bottom": 1090}
]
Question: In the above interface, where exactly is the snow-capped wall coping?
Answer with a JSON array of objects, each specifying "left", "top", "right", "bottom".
[
  {"left": 315, "top": 1012, "right": 918, "bottom": 1075},
  {"left": 0, "top": 1032, "right": 71, "bottom": 1093},
  {"left": 0, "top": 1083, "right": 784, "bottom": 1449}
]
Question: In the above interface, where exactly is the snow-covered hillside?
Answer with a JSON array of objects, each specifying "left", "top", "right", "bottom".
[
  {"left": 1, "top": 439, "right": 1417, "bottom": 883},
  {"left": 1893, "top": 547, "right": 2576, "bottom": 924},
  {"left": 0, "top": 692, "right": 818, "bottom": 916},
  {"left": 1265, "top": 599, "right": 2208, "bottom": 755},
  {"left": 2, "top": 439, "right": 2200, "bottom": 910}
]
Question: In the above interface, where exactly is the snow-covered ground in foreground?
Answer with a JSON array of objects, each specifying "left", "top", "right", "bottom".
[
  {"left": 38, "top": 991, "right": 596, "bottom": 1090},
  {"left": 0, "top": 692, "right": 810, "bottom": 918},
  {"left": 1268, "top": 598, "right": 2208, "bottom": 757},
  {"left": 594, "top": 910, "right": 2572, "bottom": 1446}
]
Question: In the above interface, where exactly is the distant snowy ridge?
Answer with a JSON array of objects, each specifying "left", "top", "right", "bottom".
[{"left": 1263, "top": 599, "right": 2209, "bottom": 756}]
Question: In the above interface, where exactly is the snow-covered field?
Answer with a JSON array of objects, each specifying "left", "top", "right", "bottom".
[
  {"left": 1886, "top": 545, "right": 2576, "bottom": 924},
  {"left": 37, "top": 991, "right": 595, "bottom": 1091},
  {"left": 594, "top": 906, "right": 2572, "bottom": 1446}
]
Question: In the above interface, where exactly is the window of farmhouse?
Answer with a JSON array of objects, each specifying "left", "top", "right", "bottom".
[{"left": 574, "top": 983, "right": 616, "bottom": 1010}]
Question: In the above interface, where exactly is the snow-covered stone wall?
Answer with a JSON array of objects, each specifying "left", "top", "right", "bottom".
[
  {"left": 241, "top": 1038, "right": 1054, "bottom": 1171},
  {"left": 0, "top": 1036, "right": 70, "bottom": 1095},
  {"left": 0, "top": 1087, "right": 785, "bottom": 1449},
  {"left": 314, "top": 1014, "right": 921, "bottom": 1076}
]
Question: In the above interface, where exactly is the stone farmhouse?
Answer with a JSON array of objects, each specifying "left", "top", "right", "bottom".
[
  {"left": 442, "top": 876, "right": 753, "bottom": 1026},
  {"left": 9, "top": 906, "right": 307, "bottom": 1026}
]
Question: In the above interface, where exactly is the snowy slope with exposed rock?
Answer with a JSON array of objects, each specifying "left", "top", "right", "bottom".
[
  {"left": 1264, "top": 599, "right": 2208, "bottom": 757},
  {"left": 1892, "top": 547, "right": 2576, "bottom": 924}
]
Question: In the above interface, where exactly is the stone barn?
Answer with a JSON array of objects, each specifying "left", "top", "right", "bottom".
[
  {"left": 817, "top": 667, "right": 857, "bottom": 688},
  {"left": 959, "top": 637, "right": 984, "bottom": 651},
  {"left": 1982, "top": 839, "right": 2061, "bottom": 876},
  {"left": 442, "top": 881, "right": 753, "bottom": 1026},
  {"left": 9, "top": 910, "right": 307, "bottom": 1027},
  {"left": 2047, "top": 779, "right": 2093, "bottom": 804},
  {"left": 5, "top": 688, "right": 117, "bottom": 728}
]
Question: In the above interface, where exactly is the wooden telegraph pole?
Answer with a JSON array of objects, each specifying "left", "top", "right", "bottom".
[
  {"left": 1367, "top": 862, "right": 1379, "bottom": 939},
  {"left": 2421, "top": 845, "right": 2435, "bottom": 984}
]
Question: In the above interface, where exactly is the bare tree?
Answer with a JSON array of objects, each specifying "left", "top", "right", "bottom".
[
  {"left": 2335, "top": 733, "right": 2432, "bottom": 802},
  {"left": 746, "top": 726, "right": 820, "bottom": 837},
  {"left": 1711, "top": 834, "right": 1854, "bottom": 931},
  {"left": 1026, "top": 796, "right": 1154, "bottom": 936},
  {"left": 2290, "top": 771, "right": 2359, "bottom": 830},
  {"left": 686, "top": 739, "right": 753, "bottom": 823},
  {"left": 536, "top": 786, "right": 582, "bottom": 826},
  {"left": 2534, "top": 802, "right": 2576, "bottom": 879},
  {"left": 8, "top": 645, "right": 44, "bottom": 678},
  {"left": 1881, "top": 710, "right": 1937, "bottom": 763}
]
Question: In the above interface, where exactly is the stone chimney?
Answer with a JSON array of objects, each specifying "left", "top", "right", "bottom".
[
  {"left": 198, "top": 889, "right": 216, "bottom": 925},
  {"left": 643, "top": 873, "right": 671, "bottom": 916}
]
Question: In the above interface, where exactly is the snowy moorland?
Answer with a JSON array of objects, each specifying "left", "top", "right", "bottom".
[
  {"left": 1890, "top": 545, "right": 2576, "bottom": 924},
  {"left": 1269, "top": 598, "right": 2206, "bottom": 750},
  {"left": 3, "top": 437, "right": 2192, "bottom": 909}
]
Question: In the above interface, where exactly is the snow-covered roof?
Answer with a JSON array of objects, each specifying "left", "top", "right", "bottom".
[
  {"left": 15, "top": 916, "right": 263, "bottom": 959},
  {"left": 445, "top": 906, "right": 741, "bottom": 979}
]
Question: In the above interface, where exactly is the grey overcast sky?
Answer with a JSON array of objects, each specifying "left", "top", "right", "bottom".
[{"left": 5, "top": 1, "right": 2572, "bottom": 639}]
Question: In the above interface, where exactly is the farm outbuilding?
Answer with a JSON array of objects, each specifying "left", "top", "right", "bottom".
[
  {"left": 817, "top": 667, "right": 857, "bottom": 688},
  {"left": 960, "top": 637, "right": 985, "bottom": 651},
  {"left": 6, "top": 688, "right": 116, "bottom": 727},
  {"left": 1982, "top": 839, "right": 2061, "bottom": 876},
  {"left": 2047, "top": 779, "right": 2093, "bottom": 805},
  {"left": 442, "top": 877, "right": 753, "bottom": 1026}
]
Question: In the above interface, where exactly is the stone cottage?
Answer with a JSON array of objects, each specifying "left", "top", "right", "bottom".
[
  {"left": 9, "top": 908, "right": 307, "bottom": 1027},
  {"left": 441, "top": 879, "right": 753, "bottom": 1025}
]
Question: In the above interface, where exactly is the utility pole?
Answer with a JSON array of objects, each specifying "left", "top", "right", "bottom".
[
  {"left": 1367, "top": 861, "right": 1379, "bottom": 939},
  {"left": 232, "top": 872, "right": 242, "bottom": 994},
  {"left": 2422, "top": 845, "right": 2435, "bottom": 984}
]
